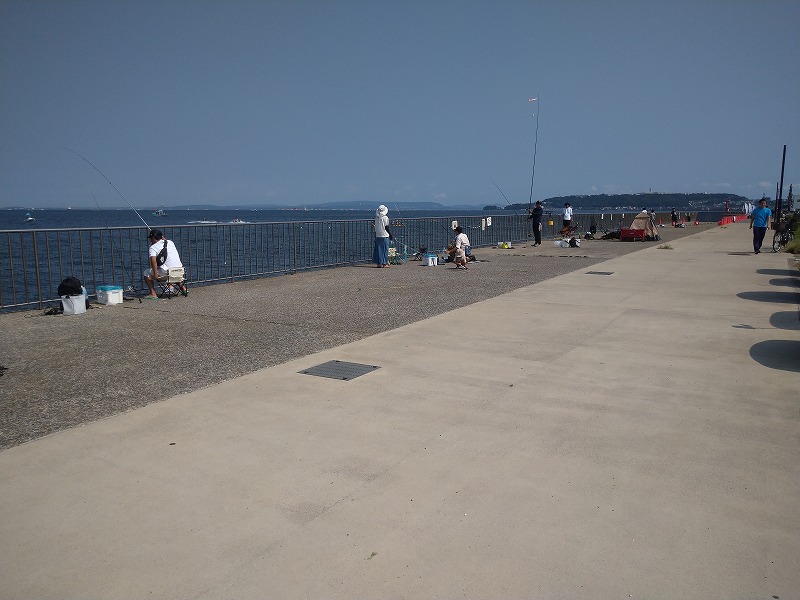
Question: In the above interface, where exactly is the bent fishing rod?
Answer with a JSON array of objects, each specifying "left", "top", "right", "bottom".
[{"left": 64, "top": 147, "right": 151, "bottom": 231}]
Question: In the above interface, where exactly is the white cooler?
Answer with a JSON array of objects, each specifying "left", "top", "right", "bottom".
[
  {"left": 96, "top": 285, "right": 123, "bottom": 305},
  {"left": 422, "top": 253, "right": 438, "bottom": 266}
]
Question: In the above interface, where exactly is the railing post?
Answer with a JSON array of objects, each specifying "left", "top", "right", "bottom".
[
  {"left": 229, "top": 225, "right": 235, "bottom": 283},
  {"left": 32, "top": 232, "right": 43, "bottom": 309}
]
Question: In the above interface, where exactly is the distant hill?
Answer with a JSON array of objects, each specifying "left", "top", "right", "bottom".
[{"left": 500, "top": 193, "right": 752, "bottom": 212}]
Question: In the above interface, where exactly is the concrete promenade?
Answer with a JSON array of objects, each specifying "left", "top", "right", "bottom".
[{"left": 1, "top": 222, "right": 798, "bottom": 599}]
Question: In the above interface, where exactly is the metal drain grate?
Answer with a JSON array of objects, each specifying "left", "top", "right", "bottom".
[
  {"left": 585, "top": 271, "right": 614, "bottom": 275},
  {"left": 299, "top": 360, "right": 380, "bottom": 381}
]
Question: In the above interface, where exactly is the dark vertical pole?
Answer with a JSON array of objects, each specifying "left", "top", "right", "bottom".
[{"left": 776, "top": 144, "right": 786, "bottom": 220}]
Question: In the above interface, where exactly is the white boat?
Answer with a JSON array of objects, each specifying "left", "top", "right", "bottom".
[
  {"left": 24, "top": 212, "right": 35, "bottom": 222},
  {"left": 152, "top": 209, "right": 167, "bottom": 217}
]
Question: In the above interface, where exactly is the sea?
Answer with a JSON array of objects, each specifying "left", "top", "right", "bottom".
[
  {"left": 1, "top": 206, "right": 728, "bottom": 231},
  {"left": 1, "top": 207, "right": 492, "bottom": 231}
]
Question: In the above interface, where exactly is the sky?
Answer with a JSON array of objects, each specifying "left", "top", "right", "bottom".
[{"left": 1, "top": 0, "right": 798, "bottom": 209}]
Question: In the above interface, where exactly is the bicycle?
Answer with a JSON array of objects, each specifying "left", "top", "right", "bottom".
[{"left": 772, "top": 220, "right": 794, "bottom": 253}]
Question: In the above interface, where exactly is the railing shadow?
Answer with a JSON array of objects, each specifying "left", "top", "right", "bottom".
[
  {"left": 769, "top": 277, "right": 800, "bottom": 288},
  {"left": 749, "top": 340, "right": 800, "bottom": 373},
  {"left": 737, "top": 290, "right": 799, "bottom": 304},
  {"left": 757, "top": 268, "right": 798, "bottom": 277},
  {"left": 770, "top": 311, "right": 800, "bottom": 331}
]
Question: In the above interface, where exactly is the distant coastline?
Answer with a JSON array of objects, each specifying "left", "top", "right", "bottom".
[{"left": 3, "top": 192, "right": 759, "bottom": 213}]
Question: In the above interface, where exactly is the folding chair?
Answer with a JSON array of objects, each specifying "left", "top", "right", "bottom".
[{"left": 156, "top": 267, "right": 187, "bottom": 298}]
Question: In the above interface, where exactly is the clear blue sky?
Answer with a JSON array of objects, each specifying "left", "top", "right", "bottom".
[{"left": 1, "top": 0, "right": 798, "bottom": 209}]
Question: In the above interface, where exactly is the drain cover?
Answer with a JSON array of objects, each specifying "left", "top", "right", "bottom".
[
  {"left": 299, "top": 360, "right": 380, "bottom": 381},
  {"left": 586, "top": 271, "right": 614, "bottom": 275}
]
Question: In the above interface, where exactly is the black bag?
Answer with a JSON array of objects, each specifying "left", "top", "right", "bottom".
[
  {"left": 156, "top": 240, "right": 168, "bottom": 266},
  {"left": 57, "top": 276, "right": 83, "bottom": 297}
]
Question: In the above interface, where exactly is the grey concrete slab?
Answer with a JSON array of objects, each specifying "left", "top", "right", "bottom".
[{"left": 1, "top": 222, "right": 798, "bottom": 599}]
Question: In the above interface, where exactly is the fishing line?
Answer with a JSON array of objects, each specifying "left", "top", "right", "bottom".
[
  {"left": 91, "top": 192, "right": 135, "bottom": 293},
  {"left": 489, "top": 176, "right": 511, "bottom": 206},
  {"left": 390, "top": 203, "right": 411, "bottom": 254},
  {"left": 528, "top": 97, "right": 540, "bottom": 211},
  {"left": 64, "top": 147, "right": 151, "bottom": 231}
]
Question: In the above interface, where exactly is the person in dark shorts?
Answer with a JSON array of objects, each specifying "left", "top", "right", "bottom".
[
  {"left": 561, "top": 202, "right": 573, "bottom": 235},
  {"left": 528, "top": 200, "right": 544, "bottom": 246},
  {"left": 749, "top": 198, "right": 771, "bottom": 254}
]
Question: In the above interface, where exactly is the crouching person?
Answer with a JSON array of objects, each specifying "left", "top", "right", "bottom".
[
  {"left": 144, "top": 229, "right": 186, "bottom": 299},
  {"left": 453, "top": 226, "right": 470, "bottom": 270}
]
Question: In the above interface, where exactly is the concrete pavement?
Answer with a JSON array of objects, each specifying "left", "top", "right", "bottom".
[{"left": 1, "top": 221, "right": 798, "bottom": 599}]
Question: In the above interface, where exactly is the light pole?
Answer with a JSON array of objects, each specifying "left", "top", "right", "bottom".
[{"left": 527, "top": 97, "right": 539, "bottom": 211}]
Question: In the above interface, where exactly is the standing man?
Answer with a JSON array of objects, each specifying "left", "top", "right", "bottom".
[
  {"left": 562, "top": 202, "right": 573, "bottom": 234},
  {"left": 749, "top": 198, "right": 772, "bottom": 254},
  {"left": 671, "top": 208, "right": 678, "bottom": 227},
  {"left": 528, "top": 200, "right": 544, "bottom": 246}
]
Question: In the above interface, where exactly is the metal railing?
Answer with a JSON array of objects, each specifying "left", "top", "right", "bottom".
[
  {"left": 1, "top": 214, "right": 533, "bottom": 310},
  {"left": 1, "top": 210, "right": 714, "bottom": 311}
]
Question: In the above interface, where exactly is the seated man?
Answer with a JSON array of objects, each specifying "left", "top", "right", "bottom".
[{"left": 144, "top": 229, "right": 186, "bottom": 298}]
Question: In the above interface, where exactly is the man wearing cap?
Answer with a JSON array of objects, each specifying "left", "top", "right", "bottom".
[
  {"left": 528, "top": 200, "right": 544, "bottom": 246},
  {"left": 144, "top": 229, "right": 186, "bottom": 298}
]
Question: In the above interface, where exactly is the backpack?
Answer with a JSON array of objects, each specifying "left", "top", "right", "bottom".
[
  {"left": 156, "top": 240, "right": 168, "bottom": 266},
  {"left": 57, "top": 276, "right": 83, "bottom": 297}
]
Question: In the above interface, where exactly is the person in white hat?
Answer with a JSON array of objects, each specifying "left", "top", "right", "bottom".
[{"left": 373, "top": 205, "right": 393, "bottom": 268}]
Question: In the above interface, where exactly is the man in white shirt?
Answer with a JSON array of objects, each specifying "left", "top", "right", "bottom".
[
  {"left": 144, "top": 229, "right": 186, "bottom": 298},
  {"left": 562, "top": 203, "right": 573, "bottom": 232},
  {"left": 453, "top": 226, "right": 471, "bottom": 270}
]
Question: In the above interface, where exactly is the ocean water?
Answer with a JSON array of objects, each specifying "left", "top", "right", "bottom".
[
  {"left": 1, "top": 206, "right": 727, "bottom": 232},
  {"left": 0, "top": 207, "right": 492, "bottom": 231}
]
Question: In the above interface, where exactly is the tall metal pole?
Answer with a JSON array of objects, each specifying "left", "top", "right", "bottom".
[
  {"left": 528, "top": 97, "right": 539, "bottom": 211},
  {"left": 776, "top": 144, "right": 787, "bottom": 218}
]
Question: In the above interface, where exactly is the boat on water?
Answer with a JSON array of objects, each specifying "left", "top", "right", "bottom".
[
  {"left": 24, "top": 213, "right": 35, "bottom": 223},
  {"left": 230, "top": 218, "right": 251, "bottom": 224},
  {"left": 152, "top": 209, "right": 167, "bottom": 217},
  {"left": 187, "top": 220, "right": 218, "bottom": 224}
]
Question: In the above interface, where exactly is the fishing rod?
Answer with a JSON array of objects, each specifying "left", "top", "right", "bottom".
[
  {"left": 528, "top": 97, "right": 540, "bottom": 211},
  {"left": 64, "top": 147, "right": 151, "bottom": 231}
]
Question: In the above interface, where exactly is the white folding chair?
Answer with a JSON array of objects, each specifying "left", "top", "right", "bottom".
[{"left": 156, "top": 267, "right": 187, "bottom": 298}]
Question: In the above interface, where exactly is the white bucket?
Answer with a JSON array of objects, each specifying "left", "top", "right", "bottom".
[
  {"left": 422, "top": 254, "right": 437, "bottom": 266},
  {"left": 61, "top": 295, "right": 86, "bottom": 315}
]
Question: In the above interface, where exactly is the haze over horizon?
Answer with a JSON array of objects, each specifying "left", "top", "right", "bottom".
[{"left": 1, "top": 0, "right": 798, "bottom": 210}]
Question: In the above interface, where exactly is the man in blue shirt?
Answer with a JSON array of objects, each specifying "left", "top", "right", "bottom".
[{"left": 749, "top": 198, "right": 772, "bottom": 254}]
